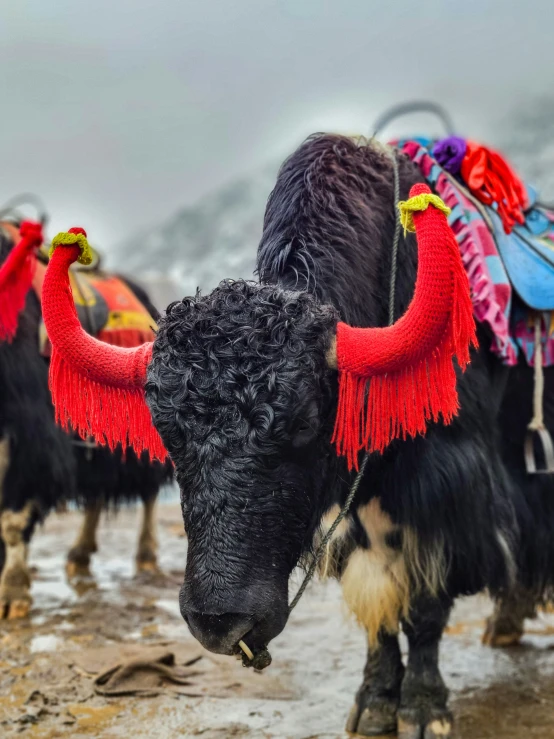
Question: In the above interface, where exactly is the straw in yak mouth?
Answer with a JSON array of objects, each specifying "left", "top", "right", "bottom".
[{"left": 237, "top": 640, "right": 272, "bottom": 670}]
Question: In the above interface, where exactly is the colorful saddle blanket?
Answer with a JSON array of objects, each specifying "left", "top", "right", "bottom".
[
  {"left": 395, "top": 138, "right": 554, "bottom": 367},
  {"left": 33, "top": 252, "right": 157, "bottom": 357}
]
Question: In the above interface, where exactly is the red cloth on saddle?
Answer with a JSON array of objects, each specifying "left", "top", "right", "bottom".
[{"left": 461, "top": 141, "right": 528, "bottom": 234}]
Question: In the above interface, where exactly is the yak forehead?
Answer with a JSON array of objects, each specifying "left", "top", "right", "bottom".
[{"left": 148, "top": 280, "right": 338, "bottom": 455}]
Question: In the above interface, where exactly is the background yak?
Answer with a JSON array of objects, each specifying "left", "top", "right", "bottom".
[
  {"left": 0, "top": 221, "right": 172, "bottom": 618},
  {"left": 39, "top": 135, "right": 554, "bottom": 739}
]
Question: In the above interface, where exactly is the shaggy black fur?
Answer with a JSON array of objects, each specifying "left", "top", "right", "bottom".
[
  {"left": 259, "top": 136, "right": 520, "bottom": 596},
  {"left": 147, "top": 134, "right": 553, "bottom": 735},
  {"left": 0, "top": 290, "right": 76, "bottom": 523}
]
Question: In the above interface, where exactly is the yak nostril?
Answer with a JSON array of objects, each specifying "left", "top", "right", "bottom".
[{"left": 183, "top": 610, "right": 254, "bottom": 655}]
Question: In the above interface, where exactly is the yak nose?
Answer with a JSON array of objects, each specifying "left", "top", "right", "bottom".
[{"left": 183, "top": 610, "right": 253, "bottom": 655}]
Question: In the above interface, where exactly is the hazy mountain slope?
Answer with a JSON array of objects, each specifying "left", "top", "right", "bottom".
[
  {"left": 111, "top": 163, "right": 279, "bottom": 306},
  {"left": 111, "top": 103, "right": 554, "bottom": 311}
]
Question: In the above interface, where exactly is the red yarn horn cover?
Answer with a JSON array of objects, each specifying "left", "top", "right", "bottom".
[
  {"left": 332, "top": 183, "right": 477, "bottom": 470},
  {"left": 42, "top": 229, "right": 168, "bottom": 461},
  {"left": 0, "top": 220, "right": 43, "bottom": 341}
]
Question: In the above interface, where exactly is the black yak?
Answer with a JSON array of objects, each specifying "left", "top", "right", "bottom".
[
  {"left": 39, "top": 136, "right": 553, "bottom": 739},
  {"left": 0, "top": 219, "right": 172, "bottom": 618}
]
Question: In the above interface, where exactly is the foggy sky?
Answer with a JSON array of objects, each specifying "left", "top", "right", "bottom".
[{"left": 1, "top": 0, "right": 552, "bottom": 248}]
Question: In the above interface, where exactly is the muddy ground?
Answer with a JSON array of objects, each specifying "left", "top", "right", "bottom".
[{"left": 2, "top": 499, "right": 554, "bottom": 738}]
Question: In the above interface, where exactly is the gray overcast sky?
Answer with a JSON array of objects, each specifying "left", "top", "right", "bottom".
[{"left": 1, "top": 0, "right": 552, "bottom": 247}]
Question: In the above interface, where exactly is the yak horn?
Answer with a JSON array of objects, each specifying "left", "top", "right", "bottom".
[
  {"left": 42, "top": 228, "right": 168, "bottom": 461},
  {"left": 330, "top": 183, "right": 477, "bottom": 470},
  {"left": 0, "top": 220, "right": 43, "bottom": 341}
]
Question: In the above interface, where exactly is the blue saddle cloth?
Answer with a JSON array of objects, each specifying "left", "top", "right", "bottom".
[{"left": 491, "top": 189, "right": 554, "bottom": 311}]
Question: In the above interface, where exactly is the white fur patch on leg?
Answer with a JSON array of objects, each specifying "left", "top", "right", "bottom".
[
  {"left": 341, "top": 499, "right": 408, "bottom": 645},
  {"left": 0, "top": 502, "right": 34, "bottom": 611},
  {"left": 340, "top": 498, "right": 446, "bottom": 646}
]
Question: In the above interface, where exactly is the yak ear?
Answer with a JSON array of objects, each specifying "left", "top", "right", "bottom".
[
  {"left": 0, "top": 221, "right": 43, "bottom": 341},
  {"left": 330, "top": 184, "right": 477, "bottom": 471},
  {"left": 42, "top": 228, "right": 168, "bottom": 462}
]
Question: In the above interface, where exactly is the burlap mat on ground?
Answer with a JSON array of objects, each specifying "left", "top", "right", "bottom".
[{"left": 72, "top": 641, "right": 295, "bottom": 700}]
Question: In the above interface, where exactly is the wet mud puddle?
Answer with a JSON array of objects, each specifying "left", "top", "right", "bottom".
[{"left": 1, "top": 503, "right": 554, "bottom": 738}]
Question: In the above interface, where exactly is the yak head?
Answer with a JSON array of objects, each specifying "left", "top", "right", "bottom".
[{"left": 146, "top": 279, "right": 339, "bottom": 655}]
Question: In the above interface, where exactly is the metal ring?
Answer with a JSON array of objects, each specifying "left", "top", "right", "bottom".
[{"left": 372, "top": 100, "right": 455, "bottom": 139}]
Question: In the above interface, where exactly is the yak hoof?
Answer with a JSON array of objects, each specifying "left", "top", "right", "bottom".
[
  {"left": 397, "top": 712, "right": 453, "bottom": 739},
  {"left": 66, "top": 559, "right": 93, "bottom": 580},
  {"left": 135, "top": 559, "right": 160, "bottom": 575},
  {"left": 7, "top": 599, "right": 31, "bottom": 620},
  {"left": 482, "top": 616, "right": 523, "bottom": 648},
  {"left": 0, "top": 597, "right": 31, "bottom": 620},
  {"left": 135, "top": 551, "right": 160, "bottom": 575},
  {"left": 346, "top": 697, "right": 397, "bottom": 736},
  {"left": 66, "top": 545, "right": 95, "bottom": 579}
]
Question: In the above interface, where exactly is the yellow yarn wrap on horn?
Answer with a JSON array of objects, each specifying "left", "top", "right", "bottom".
[
  {"left": 50, "top": 232, "right": 93, "bottom": 266},
  {"left": 398, "top": 193, "right": 451, "bottom": 234}
]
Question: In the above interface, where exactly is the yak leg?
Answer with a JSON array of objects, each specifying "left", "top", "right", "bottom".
[
  {"left": 398, "top": 594, "right": 453, "bottom": 739},
  {"left": 136, "top": 495, "right": 159, "bottom": 573},
  {"left": 346, "top": 630, "right": 404, "bottom": 736},
  {"left": 0, "top": 501, "right": 35, "bottom": 619},
  {"left": 66, "top": 501, "right": 102, "bottom": 578},
  {"left": 482, "top": 585, "right": 537, "bottom": 647}
]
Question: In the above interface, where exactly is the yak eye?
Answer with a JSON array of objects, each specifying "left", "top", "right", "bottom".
[{"left": 291, "top": 402, "right": 319, "bottom": 448}]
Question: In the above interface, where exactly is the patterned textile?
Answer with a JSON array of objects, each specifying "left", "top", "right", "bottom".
[{"left": 394, "top": 138, "right": 554, "bottom": 367}]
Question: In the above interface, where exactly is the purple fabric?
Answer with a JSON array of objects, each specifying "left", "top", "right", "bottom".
[{"left": 432, "top": 136, "right": 467, "bottom": 174}]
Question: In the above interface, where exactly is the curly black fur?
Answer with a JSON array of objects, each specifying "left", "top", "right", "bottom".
[{"left": 148, "top": 280, "right": 338, "bottom": 647}]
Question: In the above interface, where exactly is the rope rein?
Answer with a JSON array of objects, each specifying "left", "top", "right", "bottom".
[{"left": 288, "top": 453, "right": 370, "bottom": 612}]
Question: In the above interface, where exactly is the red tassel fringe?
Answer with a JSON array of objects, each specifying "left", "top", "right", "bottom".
[
  {"left": 0, "top": 221, "right": 42, "bottom": 341},
  {"left": 332, "top": 185, "right": 477, "bottom": 471},
  {"left": 49, "top": 347, "right": 168, "bottom": 462}
]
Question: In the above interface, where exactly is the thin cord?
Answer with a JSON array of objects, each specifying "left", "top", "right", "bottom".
[
  {"left": 387, "top": 151, "right": 401, "bottom": 328},
  {"left": 289, "top": 454, "right": 370, "bottom": 612}
]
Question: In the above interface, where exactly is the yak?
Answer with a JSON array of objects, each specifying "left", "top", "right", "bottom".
[
  {"left": 0, "top": 220, "right": 172, "bottom": 618},
  {"left": 39, "top": 135, "right": 553, "bottom": 739}
]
